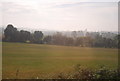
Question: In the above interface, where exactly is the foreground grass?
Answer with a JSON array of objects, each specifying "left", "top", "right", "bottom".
[{"left": 2, "top": 42, "right": 118, "bottom": 79}]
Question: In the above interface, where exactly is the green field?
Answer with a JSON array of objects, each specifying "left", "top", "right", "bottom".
[{"left": 2, "top": 42, "right": 118, "bottom": 79}]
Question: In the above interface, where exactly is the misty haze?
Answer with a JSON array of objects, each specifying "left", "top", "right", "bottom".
[{"left": 1, "top": 0, "right": 120, "bottom": 80}]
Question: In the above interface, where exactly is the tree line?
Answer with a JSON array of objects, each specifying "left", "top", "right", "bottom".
[{"left": 2, "top": 24, "right": 119, "bottom": 48}]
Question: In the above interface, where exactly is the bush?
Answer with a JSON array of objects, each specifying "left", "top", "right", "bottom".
[{"left": 55, "top": 64, "right": 120, "bottom": 80}]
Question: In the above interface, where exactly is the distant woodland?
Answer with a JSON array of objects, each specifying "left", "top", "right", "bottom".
[{"left": 2, "top": 24, "right": 120, "bottom": 48}]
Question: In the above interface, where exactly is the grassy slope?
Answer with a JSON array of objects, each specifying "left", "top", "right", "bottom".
[{"left": 2, "top": 42, "right": 118, "bottom": 78}]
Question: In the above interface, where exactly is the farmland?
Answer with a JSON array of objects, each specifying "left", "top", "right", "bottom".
[{"left": 2, "top": 42, "right": 118, "bottom": 79}]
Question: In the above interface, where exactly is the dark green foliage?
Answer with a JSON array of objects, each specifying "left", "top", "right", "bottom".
[
  {"left": 19, "top": 30, "right": 31, "bottom": 42},
  {"left": 3, "top": 24, "right": 44, "bottom": 44},
  {"left": 3, "top": 24, "right": 19, "bottom": 42},
  {"left": 56, "top": 65, "right": 120, "bottom": 80},
  {"left": 93, "top": 34, "right": 118, "bottom": 48},
  {"left": 33, "top": 31, "right": 43, "bottom": 44}
]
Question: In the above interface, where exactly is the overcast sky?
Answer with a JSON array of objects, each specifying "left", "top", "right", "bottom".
[{"left": 0, "top": 0, "right": 119, "bottom": 31}]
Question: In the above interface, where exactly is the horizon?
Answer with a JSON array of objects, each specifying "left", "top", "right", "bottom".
[{"left": 1, "top": 25, "right": 118, "bottom": 33}]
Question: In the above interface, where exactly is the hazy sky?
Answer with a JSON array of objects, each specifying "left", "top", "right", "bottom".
[{"left": 0, "top": 0, "right": 119, "bottom": 31}]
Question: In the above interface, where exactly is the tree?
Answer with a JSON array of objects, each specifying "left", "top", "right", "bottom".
[
  {"left": 52, "top": 32, "right": 67, "bottom": 45},
  {"left": 3, "top": 24, "right": 19, "bottom": 42},
  {"left": 43, "top": 35, "right": 52, "bottom": 44},
  {"left": 33, "top": 31, "right": 43, "bottom": 43},
  {"left": 65, "top": 37, "right": 74, "bottom": 46},
  {"left": 74, "top": 37, "right": 83, "bottom": 46},
  {"left": 116, "top": 35, "right": 120, "bottom": 48},
  {"left": 75, "top": 37, "right": 93, "bottom": 47},
  {"left": 93, "top": 33, "right": 104, "bottom": 47},
  {"left": 71, "top": 31, "right": 77, "bottom": 39},
  {"left": 19, "top": 30, "right": 31, "bottom": 43}
]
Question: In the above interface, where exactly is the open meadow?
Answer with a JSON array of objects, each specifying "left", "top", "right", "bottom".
[{"left": 2, "top": 42, "right": 118, "bottom": 79}]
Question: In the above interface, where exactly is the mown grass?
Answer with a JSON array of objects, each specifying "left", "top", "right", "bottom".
[{"left": 2, "top": 42, "right": 118, "bottom": 79}]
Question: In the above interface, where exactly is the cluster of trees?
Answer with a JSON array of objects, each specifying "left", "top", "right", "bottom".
[
  {"left": 3, "top": 24, "right": 43, "bottom": 44},
  {"left": 2, "top": 24, "right": 119, "bottom": 48},
  {"left": 43, "top": 32, "right": 119, "bottom": 48}
]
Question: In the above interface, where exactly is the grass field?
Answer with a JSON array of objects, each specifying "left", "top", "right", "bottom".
[{"left": 2, "top": 42, "right": 118, "bottom": 79}]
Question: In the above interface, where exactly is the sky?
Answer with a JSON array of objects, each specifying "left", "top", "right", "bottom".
[{"left": 0, "top": 0, "right": 119, "bottom": 31}]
